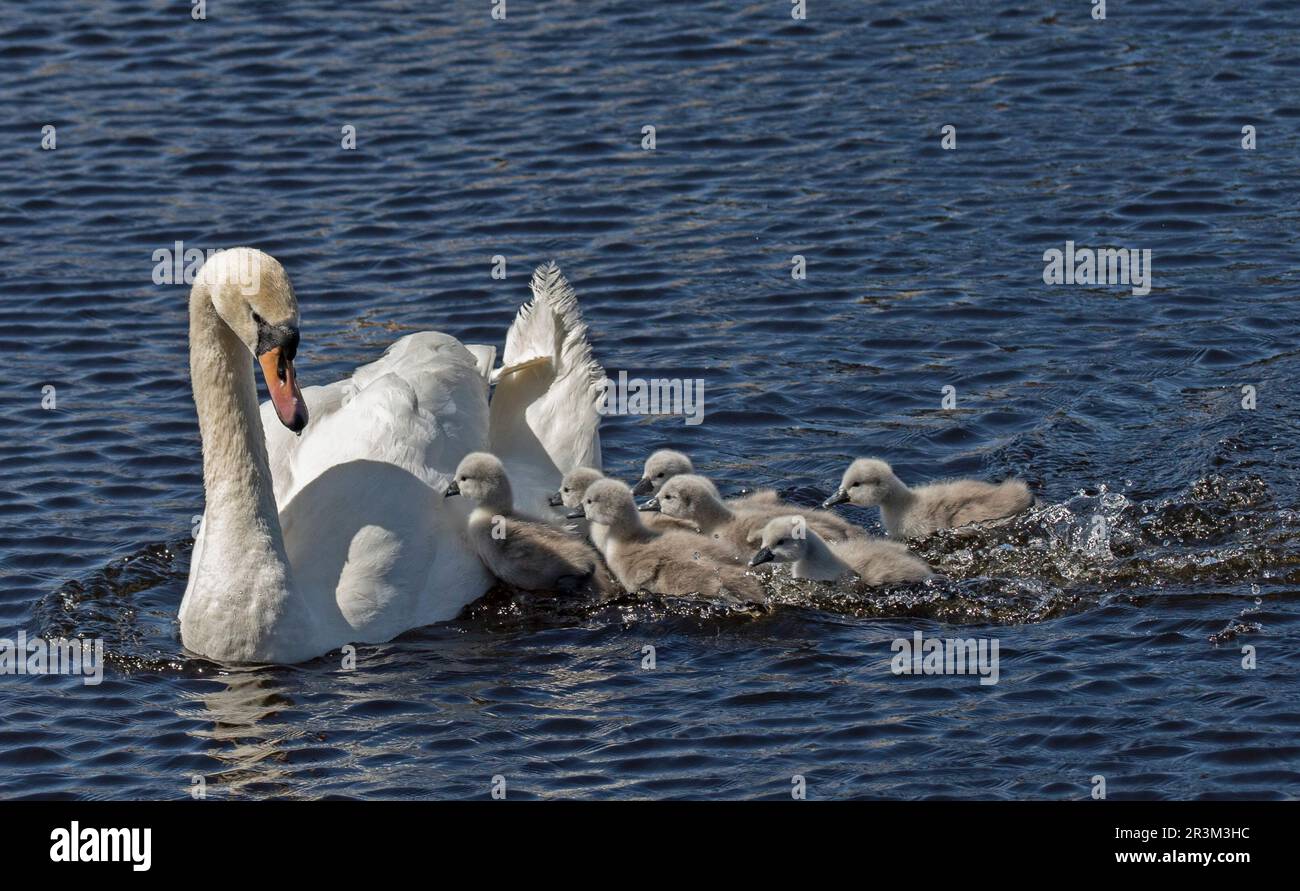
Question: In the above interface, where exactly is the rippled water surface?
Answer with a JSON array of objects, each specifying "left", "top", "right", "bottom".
[{"left": 2, "top": 1, "right": 1299, "bottom": 799}]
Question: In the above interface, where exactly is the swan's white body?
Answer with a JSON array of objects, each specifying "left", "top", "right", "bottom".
[{"left": 179, "top": 251, "right": 603, "bottom": 663}]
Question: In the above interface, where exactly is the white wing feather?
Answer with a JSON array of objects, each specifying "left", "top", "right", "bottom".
[{"left": 490, "top": 262, "right": 605, "bottom": 518}]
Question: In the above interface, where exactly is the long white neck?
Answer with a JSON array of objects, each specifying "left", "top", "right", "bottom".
[
  {"left": 793, "top": 531, "right": 854, "bottom": 581},
  {"left": 191, "top": 284, "right": 282, "bottom": 552},
  {"left": 180, "top": 282, "right": 315, "bottom": 663}
]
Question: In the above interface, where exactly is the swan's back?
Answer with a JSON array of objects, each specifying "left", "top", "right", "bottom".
[{"left": 265, "top": 332, "right": 490, "bottom": 508}]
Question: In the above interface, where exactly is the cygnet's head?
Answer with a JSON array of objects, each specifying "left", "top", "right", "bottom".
[
  {"left": 749, "top": 515, "right": 811, "bottom": 567},
  {"left": 549, "top": 466, "right": 604, "bottom": 508},
  {"left": 632, "top": 449, "right": 693, "bottom": 496},
  {"left": 823, "top": 458, "right": 900, "bottom": 509},
  {"left": 655, "top": 474, "right": 722, "bottom": 522},
  {"left": 197, "top": 247, "right": 307, "bottom": 432},
  {"left": 445, "top": 452, "right": 511, "bottom": 505},
  {"left": 578, "top": 478, "right": 638, "bottom": 527}
]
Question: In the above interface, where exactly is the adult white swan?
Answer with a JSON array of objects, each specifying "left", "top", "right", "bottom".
[{"left": 179, "top": 248, "right": 604, "bottom": 663}]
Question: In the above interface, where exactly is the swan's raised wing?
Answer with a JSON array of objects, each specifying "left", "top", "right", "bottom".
[{"left": 490, "top": 262, "right": 605, "bottom": 518}]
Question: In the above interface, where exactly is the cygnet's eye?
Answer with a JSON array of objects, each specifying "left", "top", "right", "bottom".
[
  {"left": 562, "top": 487, "right": 569, "bottom": 493},
  {"left": 655, "top": 472, "right": 665, "bottom": 479},
  {"left": 776, "top": 538, "right": 786, "bottom": 546},
  {"left": 252, "top": 310, "right": 264, "bottom": 324},
  {"left": 850, "top": 482, "right": 860, "bottom": 489},
  {"left": 664, "top": 494, "right": 675, "bottom": 501}
]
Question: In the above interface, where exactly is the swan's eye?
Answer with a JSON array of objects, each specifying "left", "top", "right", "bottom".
[
  {"left": 850, "top": 483, "right": 860, "bottom": 489},
  {"left": 562, "top": 487, "right": 569, "bottom": 493},
  {"left": 655, "top": 473, "right": 665, "bottom": 479}
]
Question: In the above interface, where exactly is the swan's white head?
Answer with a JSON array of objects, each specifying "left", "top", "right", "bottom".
[
  {"left": 198, "top": 247, "right": 307, "bottom": 432},
  {"left": 579, "top": 478, "right": 638, "bottom": 528},
  {"left": 550, "top": 466, "right": 604, "bottom": 509},
  {"left": 632, "top": 449, "right": 693, "bottom": 496},
  {"left": 445, "top": 452, "right": 512, "bottom": 506},
  {"left": 824, "top": 458, "right": 900, "bottom": 509},
  {"left": 749, "top": 515, "right": 810, "bottom": 567},
  {"left": 654, "top": 474, "right": 721, "bottom": 522}
]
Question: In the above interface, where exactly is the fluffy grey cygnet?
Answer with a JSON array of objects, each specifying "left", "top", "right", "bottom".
[
  {"left": 578, "top": 478, "right": 767, "bottom": 608},
  {"left": 446, "top": 452, "right": 616, "bottom": 595},
  {"left": 550, "top": 466, "right": 697, "bottom": 554},
  {"left": 632, "top": 449, "right": 778, "bottom": 510},
  {"left": 749, "top": 515, "right": 932, "bottom": 585},
  {"left": 654, "top": 474, "right": 861, "bottom": 556},
  {"left": 823, "top": 458, "right": 1034, "bottom": 539}
]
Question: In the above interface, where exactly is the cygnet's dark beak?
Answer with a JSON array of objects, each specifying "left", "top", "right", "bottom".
[
  {"left": 444, "top": 480, "right": 460, "bottom": 498},
  {"left": 638, "top": 497, "right": 660, "bottom": 512},
  {"left": 822, "top": 489, "right": 849, "bottom": 509},
  {"left": 547, "top": 491, "right": 564, "bottom": 507},
  {"left": 749, "top": 547, "right": 774, "bottom": 567},
  {"left": 631, "top": 478, "right": 654, "bottom": 496},
  {"left": 565, "top": 508, "right": 585, "bottom": 520}
]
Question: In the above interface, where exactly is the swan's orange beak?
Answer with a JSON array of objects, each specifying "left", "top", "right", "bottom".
[{"left": 259, "top": 347, "right": 308, "bottom": 433}]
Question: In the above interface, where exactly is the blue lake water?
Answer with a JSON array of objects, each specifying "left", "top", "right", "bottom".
[{"left": 1, "top": 0, "right": 1298, "bottom": 799}]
